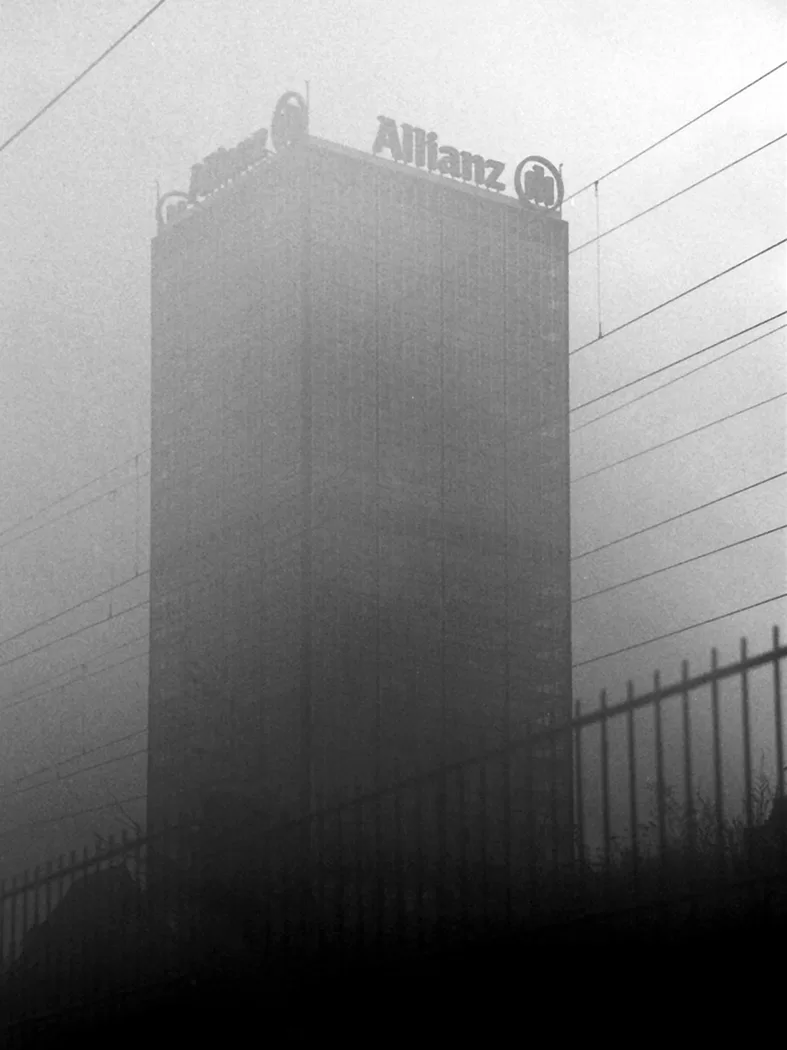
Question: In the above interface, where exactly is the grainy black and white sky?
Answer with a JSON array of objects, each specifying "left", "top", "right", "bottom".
[{"left": 0, "top": 0, "right": 785, "bottom": 867}]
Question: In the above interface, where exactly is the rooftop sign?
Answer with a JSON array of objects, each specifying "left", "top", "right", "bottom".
[
  {"left": 155, "top": 91, "right": 309, "bottom": 230},
  {"left": 372, "top": 115, "right": 563, "bottom": 213}
]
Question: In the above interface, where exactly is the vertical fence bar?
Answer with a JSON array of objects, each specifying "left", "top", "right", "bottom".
[
  {"left": 107, "top": 834, "right": 117, "bottom": 999},
  {"left": 394, "top": 772, "right": 405, "bottom": 946},
  {"left": 654, "top": 672, "right": 667, "bottom": 878},
  {"left": 20, "top": 870, "right": 28, "bottom": 977},
  {"left": 457, "top": 765, "right": 468, "bottom": 930},
  {"left": 414, "top": 779, "right": 425, "bottom": 951},
  {"left": 549, "top": 728, "right": 559, "bottom": 877},
  {"left": 0, "top": 877, "right": 5, "bottom": 976},
  {"left": 334, "top": 804, "right": 345, "bottom": 962},
  {"left": 710, "top": 648, "right": 726, "bottom": 873},
  {"left": 121, "top": 831, "right": 135, "bottom": 993},
  {"left": 774, "top": 626, "right": 784, "bottom": 800},
  {"left": 375, "top": 789, "right": 385, "bottom": 957},
  {"left": 9, "top": 876, "right": 17, "bottom": 973},
  {"left": 19, "top": 870, "right": 29, "bottom": 1023},
  {"left": 681, "top": 661, "right": 696, "bottom": 887},
  {"left": 478, "top": 757, "right": 489, "bottom": 934},
  {"left": 316, "top": 795, "right": 326, "bottom": 959},
  {"left": 436, "top": 765, "right": 448, "bottom": 942},
  {"left": 41, "top": 860, "right": 52, "bottom": 994},
  {"left": 524, "top": 720, "right": 538, "bottom": 911},
  {"left": 740, "top": 638, "right": 753, "bottom": 858},
  {"left": 773, "top": 626, "right": 785, "bottom": 866},
  {"left": 600, "top": 690, "right": 611, "bottom": 877},
  {"left": 626, "top": 682, "right": 639, "bottom": 894},
  {"left": 503, "top": 742, "right": 512, "bottom": 928},
  {"left": 57, "top": 855, "right": 68, "bottom": 999},
  {"left": 573, "top": 699, "right": 585, "bottom": 874},
  {"left": 355, "top": 782, "right": 365, "bottom": 957},
  {"left": 84, "top": 845, "right": 93, "bottom": 1009},
  {"left": 31, "top": 866, "right": 40, "bottom": 937}
]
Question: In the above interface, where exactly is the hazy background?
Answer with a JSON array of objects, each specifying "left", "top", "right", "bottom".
[{"left": 1, "top": 0, "right": 785, "bottom": 871}]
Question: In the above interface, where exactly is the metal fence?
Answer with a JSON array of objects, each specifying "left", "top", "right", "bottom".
[{"left": 1, "top": 626, "right": 785, "bottom": 1035}]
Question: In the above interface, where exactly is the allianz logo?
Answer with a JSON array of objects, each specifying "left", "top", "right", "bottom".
[{"left": 372, "top": 115, "right": 563, "bottom": 212}]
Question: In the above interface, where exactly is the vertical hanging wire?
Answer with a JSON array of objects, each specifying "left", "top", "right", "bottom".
[
  {"left": 372, "top": 136, "right": 385, "bottom": 961},
  {"left": 134, "top": 452, "right": 141, "bottom": 578},
  {"left": 594, "top": 181, "right": 603, "bottom": 340}
]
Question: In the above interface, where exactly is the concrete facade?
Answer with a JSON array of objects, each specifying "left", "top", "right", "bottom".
[{"left": 148, "top": 133, "right": 571, "bottom": 852}]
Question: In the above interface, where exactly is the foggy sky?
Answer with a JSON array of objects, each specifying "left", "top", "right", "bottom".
[{"left": 0, "top": 0, "right": 785, "bottom": 870}]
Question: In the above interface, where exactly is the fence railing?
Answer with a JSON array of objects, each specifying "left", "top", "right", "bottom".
[{"left": 1, "top": 626, "right": 785, "bottom": 1033}]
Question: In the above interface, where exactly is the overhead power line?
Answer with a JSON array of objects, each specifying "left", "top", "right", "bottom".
[
  {"left": 0, "top": 748, "right": 148, "bottom": 807},
  {"left": 570, "top": 239, "right": 787, "bottom": 356},
  {"left": 0, "top": 472, "right": 150, "bottom": 552},
  {"left": 0, "top": 795, "right": 148, "bottom": 840},
  {"left": 0, "top": 729, "right": 147, "bottom": 795},
  {"left": 572, "top": 593, "right": 787, "bottom": 669},
  {"left": 0, "top": 635, "right": 149, "bottom": 715},
  {"left": 0, "top": 1, "right": 169, "bottom": 157},
  {"left": 572, "top": 470, "right": 786, "bottom": 561},
  {"left": 573, "top": 524, "right": 786, "bottom": 604},
  {"left": 0, "top": 597, "right": 148, "bottom": 680},
  {"left": 0, "top": 450, "right": 148, "bottom": 544},
  {"left": 0, "top": 572, "right": 149, "bottom": 652},
  {"left": 572, "top": 392, "right": 786, "bottom": 484},
  {"left": 563, "top": 59, "right": 787, "bottom": 205},
  {"left": 570, "top": 322, "right": 787, "bottom": 433},
  {"left": 0, "top": 470, "right": 149, "bottom": 552},
  {"left": 569, "top": 133, "right": 787, "bottom": 255}
]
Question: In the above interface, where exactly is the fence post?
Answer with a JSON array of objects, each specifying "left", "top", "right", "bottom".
[
  {"left": 479, "top": 758, "right": 488, "bottom": 936},
  {"left": 573, "top": 698, "right": 585, "bottom": 876},
  {"left": 681, "top": 660, "right": 696, "bottom": 906},
  {"left": 626, "top": 681, "right": 639, "bottom": 898},
  {"left": 773, "top": 625, "right": 785, "bottom": 867},
  {"left": 740, "top": 638, "right": 753, "bottom": 860},
  {"left": 0, "top": 876, "right": 5, "bottom": 976},
  {"left": 600, "top": 690, "right": 611, "bottom": 879},
  {"left": 710, "top": 648, "right": 726, "bottom": 877},
  {"left": 355, "top": 780, "right": 366, "bottom": 957},
  {"left": 394, "top": 766, "right": 406, "bottom": 945}
]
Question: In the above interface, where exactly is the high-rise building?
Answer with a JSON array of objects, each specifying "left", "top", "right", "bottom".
[{"left": 148, "top": 96, "right": 571, "bottom": 852}]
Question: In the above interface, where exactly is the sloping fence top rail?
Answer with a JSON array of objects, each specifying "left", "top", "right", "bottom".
[{"left": 1, "top": 625, "right": 785, "bottom": 902}]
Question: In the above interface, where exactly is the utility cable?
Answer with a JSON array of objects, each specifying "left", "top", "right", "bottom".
[
  {"left": 0, "top": 598, "right": 148, "bottom": 679},
  {"left": 570, "top": 239, "right": 787, "bottom": 356},
  {"left": 572, "top": 392, "right": 785, "bottom": 484},
  {"left": 0, "top": 795, "right": 149, "bottom": 840},
  {"left": 570, "top": 312, "right": 787, "bottom": 415},
  {"left": 572, "top": 471, "right": 786, "bottom": 561},
  {"left": 573, "top": 593, "right": 787, "bottom": 669},
  {"left": 0, "top": 1, "right": 169, "bottom": 156},
  {"left": 0, "top": 450, "right": 149, "bottom": 543},
  {"left": 573, "top": 525, "right": 786, "bottom": 604},
  {"left": 0, "top": 472, "right": 150, "bottom": 552},
  {"left": 569, "top": 133, "right": 787, "bottom": 255},
  {"left": 571, "top": 323, "right": 787, "bottom": 433},
  {"left": 563, "top": 59, "right": 787, "bottom": 205},
  {"left": 0, "top": 572, "right": 149, "bottom": 652},
  {"left": 1, "top": 729, "right": 147, "bottom": 794},
  {"left": 0, "top": 748, "right": 149, "bottom": 806},
  {"left": 0, "top": 636, "right": 149, "bottom": 714}
]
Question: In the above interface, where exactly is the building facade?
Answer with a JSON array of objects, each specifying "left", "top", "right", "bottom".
[{"left": 148, "top": 107, "right": 571, "bottom": 856}]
